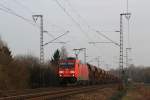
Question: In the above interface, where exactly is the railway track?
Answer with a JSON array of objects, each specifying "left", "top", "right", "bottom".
[
  {"left": 0, "top": 85, "right": 110, "bottom": 100},
  {"left": 0, "top": 87, "right": 63, "bottom": 97}
]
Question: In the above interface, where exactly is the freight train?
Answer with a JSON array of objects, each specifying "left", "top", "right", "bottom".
[{"left": 58, "top": 57, "right": 120, "bottom": 85}]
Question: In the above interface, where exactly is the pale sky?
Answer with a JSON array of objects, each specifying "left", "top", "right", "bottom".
[{"left": 0, "top": 0, "right": 150, "bottom": 69}]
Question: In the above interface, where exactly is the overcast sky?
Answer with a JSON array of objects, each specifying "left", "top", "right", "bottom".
[{"left": 0, "top": 0, "right": 150, "bottom": 69}]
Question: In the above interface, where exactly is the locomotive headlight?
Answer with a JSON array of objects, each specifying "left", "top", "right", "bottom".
[
  {"left": 70, "top": 71, "right": 75, "bottom": 74},
  {"left": 59, "top": 71, "right": 64, "bottom": 74},
  {"left": 59, "top": 74, "right": 62, "bottom": 77}
]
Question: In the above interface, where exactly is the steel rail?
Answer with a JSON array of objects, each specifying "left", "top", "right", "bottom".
[
  {"left": 0, "top": 86, "right": 73, "bottom": 98},
  {"left": 0, "top": 85, "right": 110, "bottom": 100},
  {"left": 29, "top": 85, "right": 106, "bottom": 100}
]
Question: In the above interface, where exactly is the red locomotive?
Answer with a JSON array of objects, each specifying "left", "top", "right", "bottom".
[{"left": 58, "top": 57, "right": 119, "bottom": 85}]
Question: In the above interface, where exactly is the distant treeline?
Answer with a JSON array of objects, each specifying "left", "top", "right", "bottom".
[
  {"left": 110, "top": 64, "right": 150, "bottom": 83},
  {"left": 0, "top": 37, "right": 60, "bottom": 90}
]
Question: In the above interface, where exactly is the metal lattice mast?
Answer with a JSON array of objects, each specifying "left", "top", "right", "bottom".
[
  {"left": 73, "top": 48, "right": 86, "bottom": 64},
  {"left": 120, "top": 14, "right": 124, "bottom": 79},
  {"left": 32, "top": 15, "right": 44, "bottom": 64},
  {"left": 40, "top": 15, "right": 44, "bottom": 64},
  {"left": 126, "top": 48, "right": 128, "bottom": 68},
  {"left": 97, "top": 56, "right": 100, "bottom": 68},
  {"left": 126, "top": 48, "right": 131, "bottom": 68},
  {"left": 120, "top": 13, "right": 131, "bottom": 83}
]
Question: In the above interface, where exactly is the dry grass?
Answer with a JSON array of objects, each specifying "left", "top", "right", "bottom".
[{"left": 122, "top": 84, "right": 150, "bottom": 100}]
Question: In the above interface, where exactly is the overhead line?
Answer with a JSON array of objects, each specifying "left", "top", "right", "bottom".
[
  {"left": 96, "top": 31, "right": 120, "bottom": 46},
  {"left": 12, "top": 0, "right": 34, "bottom": 14},
  {"left": 0, "top": 3, "right": 39, "bottom": 28},
  {"left": 64, "top": 0, "right": 119, "bottom": 48},
  {"left": 62, "top": 0, "right": 119, "bottom": 67},
  {"left": 54, "top": 0, "right": 103, "bottom": 57},
  {"left": 65, "top": 0, "right": 91, "bottom": 29},
  {"left": 43, "top": 31, "right": 55, "bottom": 39},
  {"left": 44, "top": 31, "right": 66, "bottom": 43},
  {"left": 63, "top": 0, "right": 106, "bottom": 53},
  {"left": 54, "top": 0, "right": 104, "bottom": 56},
  {"left": 44, "top": 30, "right": 69, "bottom": 46},
  {"left": 0, "top": 2, "right": 59, "bottom": 44},
  {"left": 54, "top": 0, "right": 92, "bottom": 41},
  {"left": 10, "top": 0, "right": 68, "bottom": 40}
]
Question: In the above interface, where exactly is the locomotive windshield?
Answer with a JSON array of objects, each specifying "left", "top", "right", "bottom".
[{"left": 59, "top": 62, "right": 75, "bottom": 68}]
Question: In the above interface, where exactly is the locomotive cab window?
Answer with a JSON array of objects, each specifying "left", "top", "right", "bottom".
[{"left": 59, "top": 62, "right": 75, "bottom": 68}]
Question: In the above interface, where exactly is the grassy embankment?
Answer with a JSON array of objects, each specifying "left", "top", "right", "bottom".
[
  {"left": 122, "top": 84, "right": 150, "bottom": 100},
  {"left": 109, "top": 84, "right": 132, "bottom": 100},
  {"left": 109, "top": 89, "right": 127, "bottom": 100},
  {"left": 110, "top": 83, "right": 150, "bottom": 100}
]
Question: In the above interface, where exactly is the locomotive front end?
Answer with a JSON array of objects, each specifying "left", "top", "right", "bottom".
[{"left": 59, "top": 58, "right": 77, "bottom": 84}]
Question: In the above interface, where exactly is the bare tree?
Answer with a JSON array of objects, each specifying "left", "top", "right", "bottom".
[{"left": 0, "top": 37, "right": 12, "bottom": 65}]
